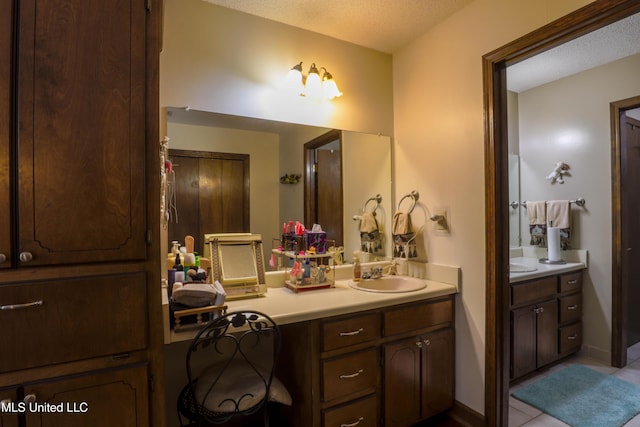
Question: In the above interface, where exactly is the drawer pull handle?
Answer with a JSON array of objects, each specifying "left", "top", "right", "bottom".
[
  {"left": 341, "top": 417, "right": 364, "bottom": 427},
  {"left": 567, "top": 334, "right": 579, "bottom": 340},
  {"left": 23, "top": 393, "right": 37, "bottom": 403},
  {"left": 339, "top": 369, "right": 364, "bottom": 379},
  {"left": 534, "top": 307, "right": 544, "bottom": 314},
  {"left": 567, "top": 279, "right": 578, "bottom": 285},
  {"left": 340, "top": 328, "right": 364, "bottom": 337},
  {"left": 567, "top": 304, "right": 579, "bottom": 310},
  {"left": 0, "top": 300, "right": 43, "bottom": 311},
  {"left": 0, "top": 253, "right": 6, "bottom": 263}
]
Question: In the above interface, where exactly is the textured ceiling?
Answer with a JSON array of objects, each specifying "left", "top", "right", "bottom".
[
  {"left": 507, "top": 12, "right": 640, "bottom": 93},
  {"left": 201, "top": 0, "right": 474, "bottom": 53}
]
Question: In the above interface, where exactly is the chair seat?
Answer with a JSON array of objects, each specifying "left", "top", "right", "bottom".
[{"left": 194, "top": 360, "right": 291, "bottom": 413}]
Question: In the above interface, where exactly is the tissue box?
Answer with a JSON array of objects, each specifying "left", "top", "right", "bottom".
[{"left": 304, "top": 231, "right": 327, "bottom": 253}]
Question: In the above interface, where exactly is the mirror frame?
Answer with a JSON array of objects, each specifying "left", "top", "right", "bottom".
[{"left": 483, "top": 1, "right": 640, "bottom": 425}]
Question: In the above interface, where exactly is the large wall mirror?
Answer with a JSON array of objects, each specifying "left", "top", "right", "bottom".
[{"left": 165, "top": 107, "right": 392, "bottom": 265}]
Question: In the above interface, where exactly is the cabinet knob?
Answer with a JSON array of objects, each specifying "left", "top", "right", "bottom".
[
  {"left": 423, "top": 339, "right": 431, "bottom": 346},
  {"left": 416, "top": 341, "right": 423, "bottom": 348},
  {"left": 0, "top": 253, "right": 5, "bottom": 263},
  {"left": 19, "top": 252, "right": 33, "bottom": 263},
  {"left": 23, "top": 393, "right": 37, "bottom": 403},
  {"left": 0, "top": 398, "right": 12, "bottom": 406}
]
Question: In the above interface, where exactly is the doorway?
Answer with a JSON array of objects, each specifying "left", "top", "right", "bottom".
[
  {"left": 304, "top": 129, "right": 343, "bottom": 247},
  {"left": 612, "top": 99, "right": 640, "bottom": 367},
  {"left": 483, "top": 1, "right": 640, "bottom": 425}
]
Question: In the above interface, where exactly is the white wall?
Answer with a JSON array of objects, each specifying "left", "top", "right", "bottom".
[
  {"left": 518, "top": 53, "right": 640, "bottom": 362},
  {"left": 392, "top": 0, "right": 592, "bottom": 414}
]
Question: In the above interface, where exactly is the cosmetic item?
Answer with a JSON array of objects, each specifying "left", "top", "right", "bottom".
[
  {"left": 303, "top": 258, "right": 311, "bottom": 285},
  {"left": 173, "top": 253, "right": 183, "bottom": 272},
  {"left": 353, "top": 251, "right": 361, "bottom": 281}
]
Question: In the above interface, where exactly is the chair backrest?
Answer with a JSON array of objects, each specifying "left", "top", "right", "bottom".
[{"left": 185, "top": 311, "right": 280, "bottom": 422}]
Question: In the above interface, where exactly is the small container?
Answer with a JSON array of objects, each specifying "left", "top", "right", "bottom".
[{"left": 353, "top": 251, "right": 361, "bottom": 282}]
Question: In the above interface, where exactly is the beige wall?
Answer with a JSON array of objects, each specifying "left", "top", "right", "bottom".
[
  {"left": 517, "top": 53, "right": 640, "bottom": 362},
  {"left": 160, "top": 0, "right": 394, "bottom": 136},
  {"left": 392, "top": 0, "right": 593, "bottom": 413}
]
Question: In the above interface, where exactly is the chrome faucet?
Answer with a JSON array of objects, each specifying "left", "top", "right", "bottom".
[{"left": 362, "top": 267, "right": 384, "bottom": 280}]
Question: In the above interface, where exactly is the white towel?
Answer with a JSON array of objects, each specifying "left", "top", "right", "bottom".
[
  {"left": 359, "top": 212, "right": 378, "bottom": 233},
  {"left": 547, "top": 200, "right": 570, "bottom": 229},
  {"left": 527, "top": 201, "right": 546, "bottom": 226}
]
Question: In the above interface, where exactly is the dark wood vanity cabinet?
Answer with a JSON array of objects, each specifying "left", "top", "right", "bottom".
[
  {"left": 0, "top": 1, "right": 163, "bottom": 425},
  {"left": 510, "top": 270, "right": 583, "bottom": 380},
  {"left": 277, "top": 296, "right": 454, "bottom": 427}
]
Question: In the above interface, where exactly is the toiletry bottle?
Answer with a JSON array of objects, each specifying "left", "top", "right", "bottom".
[
  {"left": 303, "top": 258, "right": 311, "bottom": 285},
  {"left": 173, "top": 253, "right": 183, "bottom": 272},
  {"left": 353, "top": 251, "right": 361, "bottom": 281}
]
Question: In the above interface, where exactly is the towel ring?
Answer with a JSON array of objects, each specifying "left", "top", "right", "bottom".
[
  {"left": 397, "top": 191, "right": 419, "bottom": 214},
  {"left": 363, "top": 194, "right": 382, "bottom": 214}
]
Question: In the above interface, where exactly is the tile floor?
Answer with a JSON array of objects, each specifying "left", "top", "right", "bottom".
[{"left": 509, "top": 342, "right": 640, "bottom": 426}]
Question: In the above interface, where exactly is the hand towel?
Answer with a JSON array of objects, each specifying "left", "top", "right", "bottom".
[
  {"left": 547, "top": 200, "right": 571, "bottom": 249},
  {"left": 527, "top": 201, "right": 547, "bottom": 246},
  {"left": 392, "top": 212, "right": 412, "bottom": 235},
  {"left": 359, "top": 212, "right": 379, "bottom": 233}
]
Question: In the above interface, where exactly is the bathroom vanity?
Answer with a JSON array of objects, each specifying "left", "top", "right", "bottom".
[
  {"left": 163, "top": 262, "right": 460, "bottom": 427},
  {"left": 509, "top": 250, "right": 586, "bottom": 381}
]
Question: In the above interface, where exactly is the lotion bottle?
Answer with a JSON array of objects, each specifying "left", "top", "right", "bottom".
[{"left": 353, "top": 251, "right": 361, "bottom": 281}]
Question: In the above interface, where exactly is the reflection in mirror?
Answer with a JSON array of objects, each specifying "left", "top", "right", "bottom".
[{"left": 166, "top": 108, "right": 392, "bottom": 264}]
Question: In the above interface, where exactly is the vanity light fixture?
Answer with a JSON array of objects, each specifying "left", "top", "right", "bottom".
[{"left": 286, "top": 62, "right": 342, "bottom": 100}]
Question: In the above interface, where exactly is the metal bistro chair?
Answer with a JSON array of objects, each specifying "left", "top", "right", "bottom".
[{"left": 177, "top": 311, "right": 291, "bottom": 426}]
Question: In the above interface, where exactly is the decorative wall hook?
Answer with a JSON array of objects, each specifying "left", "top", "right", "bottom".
[{"left": 546, "top": 162, "right": 571, "bottom": 184}]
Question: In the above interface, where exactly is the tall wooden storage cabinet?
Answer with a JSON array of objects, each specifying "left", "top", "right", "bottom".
[{"left": 0, "top": 0, "right": 164, "bottom": 426}]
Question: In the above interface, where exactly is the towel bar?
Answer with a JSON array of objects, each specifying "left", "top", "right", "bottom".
[{"left": 521, "top": 197, "right": 585, "bottom": 208}]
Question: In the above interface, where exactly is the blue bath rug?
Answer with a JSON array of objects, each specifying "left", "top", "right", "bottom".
[{"left": 511, "top": 364, "right": 640, "bottom": 427}]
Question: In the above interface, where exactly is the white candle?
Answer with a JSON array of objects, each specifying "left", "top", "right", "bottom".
[{"left": 548, "top": 227, "right": 562, "bottom": 262}]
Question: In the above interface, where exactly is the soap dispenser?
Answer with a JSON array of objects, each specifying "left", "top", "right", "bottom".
[{"left": 353, "top": 251, "right": 361, "bottom": 282}]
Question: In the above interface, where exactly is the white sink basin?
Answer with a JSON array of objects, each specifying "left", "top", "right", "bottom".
[
  {"left": 510, "top": 263, "right": 537, "bottom": 273},
  {"left": 349, "top": 276, "right": 427, "bottom": 293}
]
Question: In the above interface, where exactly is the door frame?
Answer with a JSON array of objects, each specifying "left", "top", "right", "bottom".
[
  {"left": 483, "top": 1, "right": 640, "bottom": 425},
  {"left": 611, "top": 96, "right": 640, "bottom": 368},
  {"left": 303, "top": 129, "right": 343, "bottom": 243}
]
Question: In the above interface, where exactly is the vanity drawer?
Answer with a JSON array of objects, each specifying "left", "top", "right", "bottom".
[
  {"left": 558, "top": 293, "right": 582, "bottom": 324},
  {"left": 322, "top": 394, "right": 378, "bottom": 427},
  {"left": 559, "top": 322, "right": 582, "bottom": 356},
  {"left": 383, "top": 298, "right": 452, "bottom": 337},
  {"left": 322, "top": 348, "right": 377, "bottom": 402},
  {"left": 323, "top": 313, "right": 380, "bottom": 352},
  {"left": 0, "top": 273, "right": 147, "bottom": 373},
  {"left": 559, "top": 271, "right": 582, "bottom": 293},
  {"left": 511, "top": 276, "right": 557, "bottom": 307}
]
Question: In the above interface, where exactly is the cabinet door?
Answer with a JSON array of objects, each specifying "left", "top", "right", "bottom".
[
  {"left": 0, "top": 387, "right": 20, "bottom": 427},
  {"left": 421, "top": 328, "right": 454, "bottom": 419},
  {"left": 24, "top": 364, "right": 149, "bottom": 427},
  {"left": 16, "top": 0, "right": 147, "bottom": 266},
  {"left": 383, "top": 337, "right": 421, "bottom": 427},
  {"left": 511, "top": 305, "right": 537, "bottom": 379},
  {"left": 537, "top": 299, "right": 558, "bottom": 367},
  {"left": 0, "top": 0, "right": 12, "bottom": 270}
]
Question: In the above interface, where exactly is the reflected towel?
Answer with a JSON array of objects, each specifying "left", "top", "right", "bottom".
[
  {"left": 547, "top": 200, "right": 571, "bottom": 249},
  {"left": 392, "top": 212, "right": 412, "bottom": 235},
  {"left": 359, "top": 212, "right": 379, "bottom": 233},
  {"left": 527, "top": 201, "right": 547, "bottom": 246}
]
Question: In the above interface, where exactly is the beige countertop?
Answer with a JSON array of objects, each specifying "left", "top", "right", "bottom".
[
  {"left": 509, "top": 247, "right": 588, "bottom": 283},
  {"left": 164, "top": 261, "right": 460, "bottom": 344}
]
